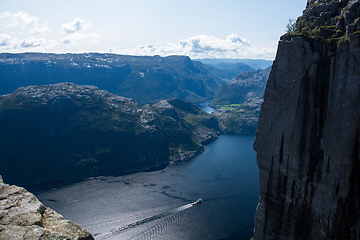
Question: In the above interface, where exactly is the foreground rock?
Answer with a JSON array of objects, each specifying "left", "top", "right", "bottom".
[
  {"left": 0, "top": 177, "right": 94, "bottom": 240},
  {"left": 254, "top": 0, "right": 360, "bottom": 239}
]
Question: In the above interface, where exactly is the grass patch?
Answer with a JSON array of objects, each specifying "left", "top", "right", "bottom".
[{"left": 219, "top": 104, "right": 242, "bottom": 111}]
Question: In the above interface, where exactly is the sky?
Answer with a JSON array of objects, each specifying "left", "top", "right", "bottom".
[{"left": 0, "top": 0, "right": 306, "bottom": 60}]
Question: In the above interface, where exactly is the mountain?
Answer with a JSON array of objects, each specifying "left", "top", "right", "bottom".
[
  {"left": 195, "top": 58, "right": 273, "bottom": 70},
  {"left": 208, "top": 67, "right": 270, "bottom": 134},
  {"left": 155, "top": 98, "right": 220, "bottom": 161},
  {"left": 0, "top": 53, "right": 221, "bottom": 105},
  {"left": 210, "top": 66, "right": 271, "bottom": 107},
  {"left": 214, "top": 97, "right": 263, "bottom": 134},
  {"left": 0, "top": 176, "right": 94, "bottom": 239},
  {"left": 0, "top": 83, "right": 219, "bottom": 186},
  {"left": 254, "top": 0, "right": 360, "bottom": 239},
  {"left": 201, "top": 62, "right": 255, "bottom": 80}
]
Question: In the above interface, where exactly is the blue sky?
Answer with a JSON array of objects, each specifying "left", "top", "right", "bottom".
[{"left": 0, "top": 0, "right": 306, "bottom": 60}]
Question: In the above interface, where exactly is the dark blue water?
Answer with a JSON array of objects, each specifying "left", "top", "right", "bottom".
[{"left": 31, "top": 134, "right": 259, "bottom": 240}]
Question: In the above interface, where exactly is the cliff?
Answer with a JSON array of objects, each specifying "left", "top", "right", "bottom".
[
  {"left": 254, "top": 0, "right": 360, "bottom": 239},
  {"left": 0, "top": 83, "right": 218, "bottom": 186},
  {"left": 0, "top": 53, "right": 221, "bottom": 105},
  {"left": 210, "top": 66, "right": 270, "bottom": 107},
  {"left": 0, "top": 176, "right": 94, "bottom": 240}
]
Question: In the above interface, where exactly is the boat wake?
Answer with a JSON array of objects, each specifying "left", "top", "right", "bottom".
[{"left": 95, "top": 199, "right": 202, "bottom": 240}]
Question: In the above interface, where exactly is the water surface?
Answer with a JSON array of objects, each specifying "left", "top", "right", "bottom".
[
  {"left": 198, "top": 101, "right": 217, "bottom": 114},
  {"left": 31, "top": 134, "right": 258, "bottom": 239}
]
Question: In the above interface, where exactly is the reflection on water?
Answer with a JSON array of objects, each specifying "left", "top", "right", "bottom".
[
  {"left": 198, "top": 101, "right": 217, "bottom": 114},
  {"left": 31, "top": 134, "right": 258, "bottom": 240}
]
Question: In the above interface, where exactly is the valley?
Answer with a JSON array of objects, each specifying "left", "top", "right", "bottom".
[{"left": 0, "top": 53, "right": 271, "bottom": 186}]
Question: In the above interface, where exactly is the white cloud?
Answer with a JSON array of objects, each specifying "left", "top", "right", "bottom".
[
  {"left": 0, "top": 34, "right": 14, "bottom": 47},
  {"left": 20, "top": 38, "right": 47, "bottom": 48},
  {"left": 61, "top": 18, "right": 91, "bottom": 34},
  {"left": 61, "top": 32, "right": 101, "bottom": 45},
  {"left": 0, "top": 11, "right": 51, "bottom": 35},
  {"left": 0, "top": 33, "right": 58, "bottom": 51},
  {"left": 109, "top": 34, "right": 276, "bottom": 60}
]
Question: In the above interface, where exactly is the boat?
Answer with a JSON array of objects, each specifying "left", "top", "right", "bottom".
[{"left": 192, "top": 198, "right": 202, "bottom": 205}]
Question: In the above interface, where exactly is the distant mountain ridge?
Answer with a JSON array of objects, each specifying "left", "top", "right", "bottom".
[
  {"left": 195, "top": 58, "right": 273, "bottom": 70},
  {"left": 201, "top": 62, "right": 255, "bottom": 81},
  {"left": 210, "top": 66, "right": 271, "bottom": 107},
  {"left": 0, "top": 53, "right": 221, "bottom": 105}
]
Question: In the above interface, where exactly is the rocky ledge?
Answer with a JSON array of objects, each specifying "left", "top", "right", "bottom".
[{"left": 0, "top": 176, "right": 94, "bottom": 240}]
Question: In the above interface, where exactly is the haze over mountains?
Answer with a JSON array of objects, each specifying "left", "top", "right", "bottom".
[{"left": 0, "top": 53, "right": 223, "bottom": 105}]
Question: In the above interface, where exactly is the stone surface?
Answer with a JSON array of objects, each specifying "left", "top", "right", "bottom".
[
  {"left": 0, "top": 178, "right": 94, "bottom": 240},
  {"left": 254, "top": 1, "right": 360, "bottom": 239}
]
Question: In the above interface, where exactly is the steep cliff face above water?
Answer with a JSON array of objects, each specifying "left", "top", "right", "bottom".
[
  {"left": 254, "top": 0, "right": 360, "bottom": 239},
  {"left": 0, "top": 176, "right": 94, "bottom": 240}
]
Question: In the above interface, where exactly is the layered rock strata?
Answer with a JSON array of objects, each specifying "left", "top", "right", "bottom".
[
  {"left": 0, "top": 176, "right": 94, "bottom": 240},
  {"left": 254, "top": 0, "right": 360, "bottom": 239}
]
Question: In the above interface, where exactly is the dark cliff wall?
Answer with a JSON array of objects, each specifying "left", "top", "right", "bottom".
[{"left": 254, "top": 0, "right": 360, "bottom": 239}]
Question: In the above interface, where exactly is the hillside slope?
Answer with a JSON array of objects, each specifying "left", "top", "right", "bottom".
[
  {"left": 210, "top": 66, "right": 270, "bottom": 107},
  {"left": 202, "top": 62, "right": 255, "bottom": 80},
  {"left": 0, "top": 83, "right": 218, "bottom": 186}
]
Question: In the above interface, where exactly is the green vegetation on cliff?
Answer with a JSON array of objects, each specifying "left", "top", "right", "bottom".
[{"left": 285, "top": 0, "right": 360, "bottom": 44}]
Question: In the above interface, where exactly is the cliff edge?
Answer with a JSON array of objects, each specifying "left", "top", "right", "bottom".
[
  {"left": 254, "top": 0, "right": 360, "bottom": 239},
  {"left": 0, "top": 176, "right": 94, "bottom": 240}
]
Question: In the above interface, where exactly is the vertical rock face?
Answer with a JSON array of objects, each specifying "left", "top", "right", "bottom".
[{"left": 254, "top": 0, "right": 360, "bottom": 239}]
